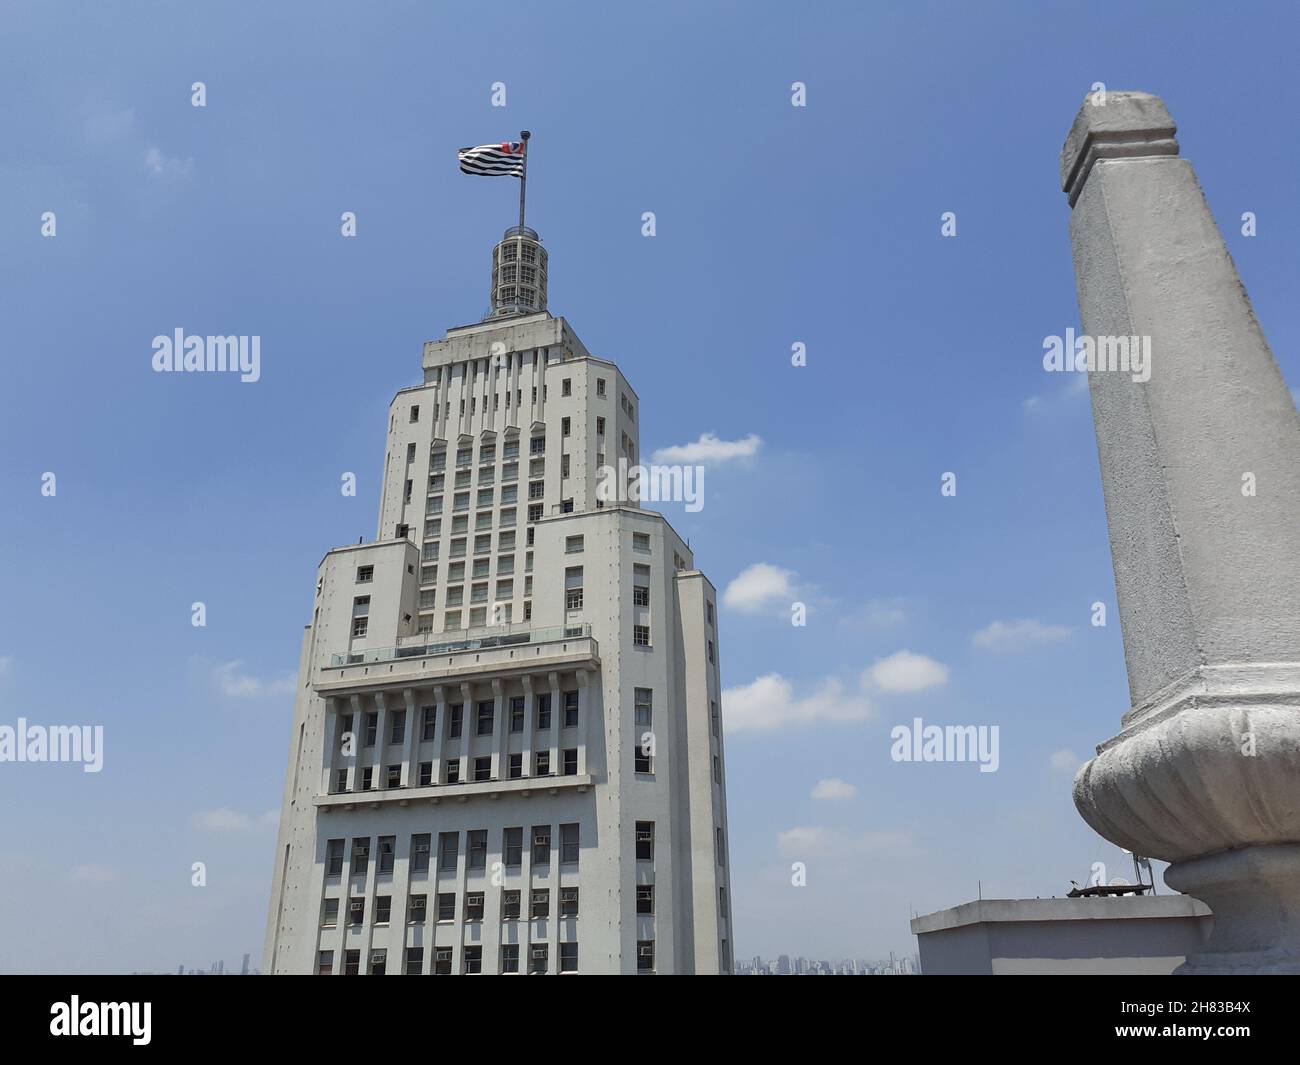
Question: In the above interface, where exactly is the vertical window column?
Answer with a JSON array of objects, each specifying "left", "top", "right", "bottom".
[
  {"left": 348, "top": 694, "right": 366, "bottom": 791},
  {"left": 521, "top": 674, "right": 537, "bottom": 780},
  {"left": 491, "top": 678, "right": 507, "bottom": 779},
  {"left": 546, "top": 670, "right": 561, "bottom": 783},
  {"left": 401, "top": 688, "right": 419, "bottom": 787},
  {"left": 574, "top": 669, "right": 590, "bottom": 776},
  {"left": 371, "top": 692, "right": 390, "bottom": 789},
  {"left": 321, "top": 697, "right": 343, "bottom": 793}
]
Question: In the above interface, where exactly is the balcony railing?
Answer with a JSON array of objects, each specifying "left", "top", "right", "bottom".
[{"left": 329, "top": 623, "right": 592, "bottom": 667}]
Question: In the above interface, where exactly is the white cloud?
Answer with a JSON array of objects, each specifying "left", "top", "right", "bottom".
[
  {"left": 811, "top": 778, "right": 858, "bottom": 801},
  {"left": 651, "top": 432, "right": 761, "bottom": 464},
  {"left": 838, "top": 598, "right": 906, "bottom": 630},
  {"left": 81, "top": 102, "right": 136, "bottom": 145},
  {"left": 1049, "top": 749, "right": 1083, "bottom": 776},
  {"left": 723, "top": 673, "right": 872, "bottom": 734},
  {"left": 70, "top": 863, "right": 117, "bottom": 883},
  {"left": 194, "top": 809, "right": 279, "bottom": 833},
  {"left": 722, "top": 562, "right": 795, "bottom": 613},
  {"left": 144, "top": 146, "right": 194, "bottom": 178},
  {"left": 214, "top": 661, "right": 296, "bottom": 699},
  {"left": 972, "top": 618, "right": 1072, "bottom": 653},
  {"left": 865, "top": 650, "right": 949, "bottom": 693},
  {"left": 777, "top": 825, "right": 918, "bottom": 860}
]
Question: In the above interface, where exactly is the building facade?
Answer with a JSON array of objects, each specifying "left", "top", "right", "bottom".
[{"left": 263, "top": 225, "right": 733, "bottom": 975}]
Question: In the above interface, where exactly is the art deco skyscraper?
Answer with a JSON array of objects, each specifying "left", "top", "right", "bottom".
[{"left": 264, "top": 223, "right": 733, "bottom": 975}]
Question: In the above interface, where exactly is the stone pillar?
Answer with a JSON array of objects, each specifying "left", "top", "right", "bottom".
[{"left": 1062, "top": 91, "right": 1300, "bottom": 974}]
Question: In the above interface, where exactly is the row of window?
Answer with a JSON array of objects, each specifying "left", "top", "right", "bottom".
[
  {"left": 319, "top": 939, "right": 647, "bottom": 975},
  {"left": 324, "top": 884, "right": 586, "bottom": 929},
  {"left": 338, "top": 746, "right": 582, "bottom": 792},
  {"left": 325, "top": 823, "right": 655, "bottom": 879}
]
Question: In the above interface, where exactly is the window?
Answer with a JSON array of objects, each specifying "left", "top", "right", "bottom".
[
  {"left": 438, "top": 832, "right": 458, "bottom": 871},
  {"left": 634, "top": 688, "right": 653, "bottom": 729},
  {"left": 713, "top": 755, "right": 721, "bottom": 784},
  {"left": 596, "top": 378, "right": 606, "bottom": 397},
  {"left": 633, "top": 532, "right": 650, "bottom": 553},
  {"left": 404, "top": 947, "right": 423, "bottom": 975},
  {"left": 597, "top": 415, "right": 606, "bottom": 435},
  {"left": 317, "top": 950, "right": 334, "bottom": 975},
  {"left": 635, "top": 822, "right": 654, "bottom": 862},
  {"left": 561, "top": 377, "right": 572, "bottom": 396},
  {"left": 560, "top": 941, "right": 579, "bottom": 972},
  {"left": 474, "top": 756, "right": 491, "bottom": 782},
  {"left": 633, "top": 624, "right": 651, "bottom": 647},
  {"left": 565, "top": 566, "right": 584, "bottom": 610},
  {"left": 530, "top": 436, "right": 545, "bottom": 455},
  {"left": 351, "top": 595, "right": 370, "bottom": 637},
  {"left": 468, "top": 830, "right": 488, "bottom": 869},
  {"left": 445, "top": 758, "right": 461, "bottom": 784},
  {"left": 561, "top": 416, "right": 571, "bottom": 437},
  {"left": 563, "top": 690, "right": 579, "bottom": 728},
  {"left": 536, "top": 693, "right": 552, "bottom": 730},
  {"left": 710, "top": 700, "right": 719, "bottom": 738},
  {"left": 361, "top": 766, "right": 374, "bottom": 791},
  {"left": 408, "top": 894, "right": 427, "bottom": 923},
  {"left": 531, "top": 889, "right": 550, "bottom": 919},
  {"left": 528, "top": 504, "right": 542, "bottom": 523},
  {"left": 565, "top": 534, "right": 584, "bottom": 554},
  {"left": 509, "top": 752, "right": 522, "bottom": 778},
  {"left": 436, "top": 893, "right": 456, "bottom": 922},
  {"left": 707, "top": 601, "right": 715, "bottom": 625},
  {"left": 374, "top": 895, "right": 391, "bottom": 924},
  {"left": 351, "top": 837, "right": 370, "bottom": 874},
  {"left": 334, "top": 767, "right": 348, "bottom": 793},
  {"left": 348, "top": 897, "right": 364, "bottom": 926},
  {"left": 633, "top": 583, "right": 649, "bottom": 606},
  {"left": 502, "top": 890, "right": 522, "bottom": 920},
  {"left": 560, "top": 823, "right": 579, "bottom": 865},
  {"left": 532, "top": 826, "right": 551, "bottom": 864},
  {"left": 449, "top": 704, "right": 463, "bottom": 738},
  {"left": 509, "top": 696, "right": 524, "bottom": 732},
  {"left": 411, "top": 834, "right": 431, "bottom": 873},
  {"left": 504, "top": 827, "right": 523, "bottom": 867},
  {"left": 434, "top": 947, "right": 453, "bottom": 975},
  {"left": 501, "top": 944, "right": 520, "bottom": 974},
  {"left": 476, "top": 701, "right": 494, "bottom": 736},
  {"left": 378, "top": 836, "right": 395, "bottom": 874},
  {"left": 637, "top": 885, "right": 654, "bottom": 914},
  {"left": 465, "top": 892, "right": 485, "bottom": 922},
  {"left": 719, "top": 886, "right": 728, "bottom": 919},
  {"left": 529, "top": 944, "right": 548, "bottom": 974},
  {"left": 708, "top": 640, "right": 715, "bottom": 664},
  {"left": 534, "top": 750, "right": 550, "bottom": 775},
  {"left": 716, "top": 826, "right": 725, "bottom": 865},
  {"left": 637, "top": 941, "right": 655, "bottom": 973},
  {"left": 409, "top": 405, "right": 420, "bottom": 422},
  {"left": 561, "top": 748, "right": 578, "bottom": 775},
  {"left": 363, "top": 713, "right": 378, "bottom": 747},
  {"left": 326, "top": 839, "right": 345, "bottom": 877},
  {"left": 344, "top": 950, "right": 360, "bottom": 976},
  {"left": 321, "top": 897, "right": 339, "bottom": 927},
  {"left": 356, "top": 565, "right": 373, "bottom": 583},
  {"left": 421, "top": 705, "right": 437, "bottom": 741},
  {"left": 385, "top": 764, "right": 401, "bottom": 789}
]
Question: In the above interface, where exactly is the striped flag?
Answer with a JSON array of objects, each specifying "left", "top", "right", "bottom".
[{"left": 458, "top": 141, "right": 526, "bottom": 177}]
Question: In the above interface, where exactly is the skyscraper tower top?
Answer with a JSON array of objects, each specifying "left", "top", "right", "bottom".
[{"left": 487, "top": 225, "right": 548, "bottom": 320}]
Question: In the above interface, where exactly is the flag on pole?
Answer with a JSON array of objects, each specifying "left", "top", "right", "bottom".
[{"left": 458, "top": 141, "right": 526, "bottom": 177}]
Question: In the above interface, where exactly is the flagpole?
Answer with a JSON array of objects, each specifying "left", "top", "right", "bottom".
[{"left": 518, "top": 130, "right": 531, "bottom": 233}]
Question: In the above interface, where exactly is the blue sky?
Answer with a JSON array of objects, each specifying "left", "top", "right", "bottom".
[{"left": 2, "top": 0, "right": 1298, "bottom": 971}]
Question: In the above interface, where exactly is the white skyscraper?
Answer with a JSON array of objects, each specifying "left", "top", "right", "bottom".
[{"left": 263, "top": 223, "right": 733, "bottom": 975}]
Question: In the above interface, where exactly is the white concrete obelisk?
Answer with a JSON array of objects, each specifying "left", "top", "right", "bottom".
[{"left": 1063, "top": 91, "right": 1300, "bottom": 974}]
